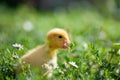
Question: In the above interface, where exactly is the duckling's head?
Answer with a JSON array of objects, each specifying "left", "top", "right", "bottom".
[{"left": 47, "top": 28, "right": 70, "bottom": 50}]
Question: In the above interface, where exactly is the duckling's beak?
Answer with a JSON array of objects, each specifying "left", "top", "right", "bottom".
[{"left": 63, "top": 39, "right": 70, "bottom": 49}]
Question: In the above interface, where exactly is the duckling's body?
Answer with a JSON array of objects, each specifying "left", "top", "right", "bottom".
[{"left": 21, "top": 45, "right": 57, "bottom": 68}]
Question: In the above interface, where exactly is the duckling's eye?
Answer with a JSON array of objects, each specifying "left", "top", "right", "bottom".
[{"left": 58, "top": 35, "right": 63, "bottom": 38}]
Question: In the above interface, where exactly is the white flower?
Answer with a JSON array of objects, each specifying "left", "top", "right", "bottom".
[
  {"left": 82, "top": 42, "right": 88, "bottom": 50},
  {"left": 89, "top": 61, "right": 93, "bottom": 66},
  {"left": 23, "top": 21, "right": 33, "bottom": 32},
  {"left": 12, "top": 55, "right": 19, "bottom": 59},
  {"left": 41, "top": 63, "right": 52, "bottom": 70},
  {"left": 118, "top": 62, "right": 120, "bottom": 65},
  {"left": 118, "top": 49, "right": 120, "bottom": 55},
  {"left": 41, "top": 63, "right": 49, "bottom": 70},
  {"left": 115, "top": 69, "right": 119, "bottom": 74},
  {"left": 12, "top": 43, "right": 24, "bottom": 50},
  {"left": 100, "top": 70, "right": 104, "bottom": 76},
  {"left": 85, "top": 72, "right": 89, "bottom": 75},
  {"left": 64, "top": 62, "right": 69, "bottom": 68},
  {"left": 55, "top": 64, "right": 59, "bottom": 69},
  {"left": 69, "top": 61, "right": 78, "bottom": 68},
  {"left": 58, "top": 69, "right": 64, "bottom": 74}
]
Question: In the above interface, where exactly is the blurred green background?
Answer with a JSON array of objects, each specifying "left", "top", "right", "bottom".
[
  {"left": 0, "top": 0, "right": 120, "bottom": 49},
  {"left": 0, "top": 0, "right": 120, "bottom": 80}
]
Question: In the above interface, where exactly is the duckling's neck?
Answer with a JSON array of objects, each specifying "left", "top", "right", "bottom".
[
  {"left": 48, "top": 44, "right": 57, "bottom": 52},
  {"left": 50, "top": 48, "right": 58, "bottom": 58},
  {"left": 45, "top": 44, "right": 58, "bottom": 57},
  {"left": 49, "top": 46, "right": 57, "bottom": 53}
]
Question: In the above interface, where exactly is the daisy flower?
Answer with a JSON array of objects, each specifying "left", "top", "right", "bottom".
[
  {"left": 41, "top": 63, "right": 52, "bottom": 70},
  {"left": 12, "top": 55, "right": 19, "bottom": 59},
  {"left": 12, "top": 43, "right": 24, "bottom": 50},
  {"left": 69, "top": 61, "right": 78, "bottom": 68}
]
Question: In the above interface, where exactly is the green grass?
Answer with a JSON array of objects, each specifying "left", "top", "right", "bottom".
[{"left": 0, "top": 6, "right": 120, "bottom": 80}]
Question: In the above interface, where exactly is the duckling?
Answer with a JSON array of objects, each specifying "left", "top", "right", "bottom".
[{"left": 17, "top": 28, "right": 70, "bottom": 77}]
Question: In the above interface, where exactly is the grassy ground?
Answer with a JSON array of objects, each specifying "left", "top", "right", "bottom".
[{"left": 0, "top": 6, "right": 120, "bottom": 80}]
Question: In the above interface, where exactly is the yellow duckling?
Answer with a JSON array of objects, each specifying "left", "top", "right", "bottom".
[{"left": 17, "top": 28, "right": 70, "bottom": 77}]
